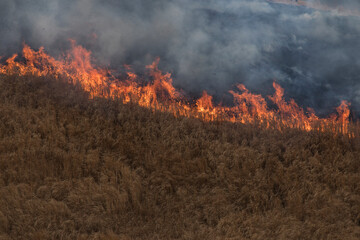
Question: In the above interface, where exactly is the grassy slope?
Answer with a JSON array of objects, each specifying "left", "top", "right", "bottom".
[{"left": 0, "top": 75, "right": 359, "bottom": 240}]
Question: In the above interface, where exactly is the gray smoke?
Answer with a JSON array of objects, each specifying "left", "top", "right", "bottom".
[{"left": 1, "top": 0, "right": 360, "bottom": 116}]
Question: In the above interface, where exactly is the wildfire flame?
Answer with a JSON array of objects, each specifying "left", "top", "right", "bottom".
[{"left": 0, "top": 41, "right": 353, "bottom": 135}]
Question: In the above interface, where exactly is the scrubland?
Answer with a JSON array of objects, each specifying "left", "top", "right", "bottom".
[{"left": 0, "top": 75, "right": 359, "bottom": 239}]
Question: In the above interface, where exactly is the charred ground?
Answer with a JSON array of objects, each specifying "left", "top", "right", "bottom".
[{"left": 0, "top": 75, "right": 360, "bottom": 239}]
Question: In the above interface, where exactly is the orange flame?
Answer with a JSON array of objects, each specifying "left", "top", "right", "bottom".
[
  {"left": 196, "top": 91, "right": 217, "bottom": 121},
  {"left": 0, "top": 42, "right": 353, "bottom": 136}
]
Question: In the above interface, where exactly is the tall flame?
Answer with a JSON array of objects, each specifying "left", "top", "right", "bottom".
[{"left": 0, "top": 42, "right": 353, "bottom": 136}]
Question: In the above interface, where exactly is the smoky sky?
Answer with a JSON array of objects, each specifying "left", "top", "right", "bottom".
[{"left": 1, "top": 0, "right": 360, "bottom": 116}]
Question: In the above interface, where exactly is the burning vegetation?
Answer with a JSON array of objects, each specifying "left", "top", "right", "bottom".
[
  {"left": 0, "top": 42, "right": 356, "bottom": 137},
  {"left": 0, "top": 71, "right": 360, "bottom": 239},
  {"left": 1, "top": 1, "right": 360, "bottom": 239}
]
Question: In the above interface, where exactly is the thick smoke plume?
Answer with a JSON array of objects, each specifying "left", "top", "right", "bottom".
[{"left": 1, "top": 0, "right": 360, "bottom": 116}]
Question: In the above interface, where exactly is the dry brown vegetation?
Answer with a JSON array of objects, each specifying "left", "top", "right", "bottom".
[{"left": 0, "top": 74, "right": 359, "bottom": 240}]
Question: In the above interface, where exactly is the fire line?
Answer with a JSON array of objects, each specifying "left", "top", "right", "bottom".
[{"left": 0, "top": 41, "right": 353, "bottom": 136}]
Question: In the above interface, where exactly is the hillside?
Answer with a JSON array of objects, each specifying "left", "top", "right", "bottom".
[{"left": 0, "top": 74, "right": 360, "bottom": 240}]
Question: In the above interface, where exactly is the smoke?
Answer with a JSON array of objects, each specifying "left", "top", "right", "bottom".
[{"left": 1, "top": 0, "right": 360, "bottom": 116}]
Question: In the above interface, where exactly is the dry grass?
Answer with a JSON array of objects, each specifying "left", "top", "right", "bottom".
[{"left": 0, "top": 74, "right": 359, "bottom": 239}]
